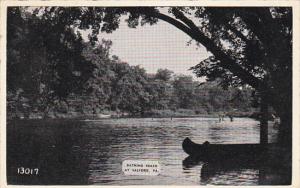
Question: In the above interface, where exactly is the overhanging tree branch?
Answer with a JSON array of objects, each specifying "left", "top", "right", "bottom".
[{"left": 154, "top": 8, "right": 263, "bottom": 89}]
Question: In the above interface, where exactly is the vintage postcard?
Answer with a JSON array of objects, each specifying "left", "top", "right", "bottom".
[{"left": 0, "top": 0, "right": 300, "bottom": 187}]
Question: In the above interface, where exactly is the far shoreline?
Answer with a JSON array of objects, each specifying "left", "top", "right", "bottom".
[{"left": 7, "top": 111, "right": 263, "bottom": 121}]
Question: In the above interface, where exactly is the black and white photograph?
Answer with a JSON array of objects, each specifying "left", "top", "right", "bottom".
[{"left": 1, "top": 1, "right": 299, "bottom": 186}]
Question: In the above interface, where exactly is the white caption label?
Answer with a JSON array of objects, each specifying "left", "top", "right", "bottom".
[{"left": 122, "top": 160, "right": 160, "bottom": 176}]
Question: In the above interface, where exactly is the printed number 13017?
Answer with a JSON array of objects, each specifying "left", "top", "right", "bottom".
[{"left": 17, "top": 167, "right": 39, "bottom": 175}]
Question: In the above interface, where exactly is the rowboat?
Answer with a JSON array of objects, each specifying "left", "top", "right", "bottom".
[
  {"left": 96, "top": 114, "right": 111, "bottom": 118},
  {"left": 182, "top": 137, "right": 272, "bottom": 162}
]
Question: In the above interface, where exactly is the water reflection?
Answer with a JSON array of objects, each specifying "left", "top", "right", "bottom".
[
  {"left": 182, "top": 144, "right": 290, "bottom": 185},
  {"left": 7, "top": 120, "right": 91, "bottom": 185},
  {"left": 7, "top": 117, "right": 281, "bottom": 185},
  {"left": 183, "top": 155, "right": 261, "bottom": 185}
]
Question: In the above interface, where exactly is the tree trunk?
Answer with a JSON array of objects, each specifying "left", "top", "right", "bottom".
[
  {"left": 271, "top": 82, "right": 292, "bottom": 150},
  {"left": 277, "top": 109, "right": 292, "bottom": 149},
  {"left": 260, "top": 92, "right": 268, "bottom": 145},
  {"left": 273, "top": 101, "right": 292, "bottom": 184}
]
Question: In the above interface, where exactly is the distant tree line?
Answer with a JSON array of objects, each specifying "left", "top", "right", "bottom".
[{"left": 70, "top": 47, "right": 256, "bottom": 118}]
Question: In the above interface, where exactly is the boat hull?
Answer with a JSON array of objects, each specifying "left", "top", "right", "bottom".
[{"left": 182, "top": 137, "right": 272, "bottom": 162}]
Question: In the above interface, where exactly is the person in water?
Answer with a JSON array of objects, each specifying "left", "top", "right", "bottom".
[
  {"left": 228, "top": 114, "right": 233, "bottom": 122},
  {"left": 218, "top": 113, "right": 225, "bottom": 122}
]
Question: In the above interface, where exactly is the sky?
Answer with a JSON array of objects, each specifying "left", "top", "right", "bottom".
[
  {"left": 95, "top": 17, "right": 211, "bottom": 79},
  {"left": 28, "top": 7, "right": 211, "bottom": 79}
]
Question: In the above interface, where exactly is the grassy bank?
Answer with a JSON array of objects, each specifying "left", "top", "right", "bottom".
[{"left": 140, "top": 109, "right": 256, "bottom": 118}]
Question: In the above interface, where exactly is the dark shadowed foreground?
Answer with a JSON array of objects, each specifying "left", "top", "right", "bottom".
[{"left": 7, "top": 118, "right": 289, "bottom": 185}]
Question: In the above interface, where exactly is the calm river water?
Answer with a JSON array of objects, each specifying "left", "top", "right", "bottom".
[{"left": 7, "top": 117, "right": 279, "bottom": 185}]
